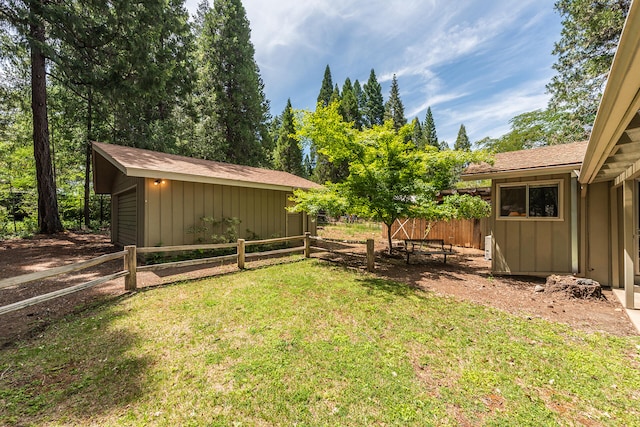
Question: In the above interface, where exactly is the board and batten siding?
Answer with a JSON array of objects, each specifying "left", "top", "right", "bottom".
[
  {"left": 143, "top": 178, "right": 302, "bottom": 247},
  {"left": 490, "top": 173, "right": 574, "bottom": 275}
]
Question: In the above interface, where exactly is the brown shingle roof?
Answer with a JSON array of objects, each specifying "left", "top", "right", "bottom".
[
  {"left": 93, "top": 142, "right": 320, "bottom": 190},
  {"left": 463, "top": 141, "right": 588, "bottom": 178}
]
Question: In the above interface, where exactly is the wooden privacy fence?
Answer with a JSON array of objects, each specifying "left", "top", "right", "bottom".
[
  {"left": 0, "top": 233, "right": 376, "bottom": 316},
  {"left": 386, "top": 217, "right": 489, "bottom": 249}
]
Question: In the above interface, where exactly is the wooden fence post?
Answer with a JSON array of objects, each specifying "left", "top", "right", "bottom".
[
  {"left": 237, "top": 239, "right": 245, "bottom": 269},
  {"left": 124, "top": 245, "right": 137, "bottom": 291},
  {"left": 304, "top": 232, "right": 311, "bottom": 258},
  {"left": 366, "top": 239, "right": 375, "bottom": 272}
]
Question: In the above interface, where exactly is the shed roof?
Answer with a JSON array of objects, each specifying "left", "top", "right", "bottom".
[
  {"left": 462, "top": 141, "right": 588, "bottom": 180},
  {"left": 92, "top": 142, "right": 320, "bottom": 193}
]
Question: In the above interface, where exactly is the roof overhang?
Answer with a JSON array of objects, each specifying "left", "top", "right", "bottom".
[
  {"left": 580, "top": 0, "right": 640, "bottom": 186},
  {"left": 462, "top": 164, "right": 581, "bottom": 181},
  {"left": 92, "top": 143, "right": 317, "bottom": 194}
]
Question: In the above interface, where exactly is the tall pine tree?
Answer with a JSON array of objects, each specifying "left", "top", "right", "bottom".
[
  {"left": 362, "top": 69, "right": 384, "bottom": 128},
  {"left": 410, "top": 117, "right": 424, "bottom": 148},
  {"left": 317, "top": 64, "right": 333, "bottom": 107},
  {"left": 195, "top": 0, "right": 270, "bottom": 166},
  {"left": 547, "top": 0, "right": 629, "bottom": 129},
  {"left": 424, "top": 107, "right": 439, "bottom": 150},
  {"left": 340, "top": 77, "right": 361, "bottom": 129},
  {"left": 454, "top": 124, "right": 471, "bottom": 151},
  {"left": 383, "top": 74, "right": 406, "bottom": 131},
  {"left": 273, "top": 99, "right": 304, "bottom": 176}
]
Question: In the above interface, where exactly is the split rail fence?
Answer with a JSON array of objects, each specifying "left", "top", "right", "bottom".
[{"left": 0, "top": 233, "right": 376, "bottom": 317}]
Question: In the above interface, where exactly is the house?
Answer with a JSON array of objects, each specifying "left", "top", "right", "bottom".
[
  {"left": 463, "top": 0, "right": 640, "bottom": 309},
  {"left": 92, "top": 142, "right": 319, "bottom": 248}
]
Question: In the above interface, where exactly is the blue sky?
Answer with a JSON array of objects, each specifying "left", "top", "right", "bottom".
[{"left": 186, "top": 0, "right": 562, "bottom": 147}]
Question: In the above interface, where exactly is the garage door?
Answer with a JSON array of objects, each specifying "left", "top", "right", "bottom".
[{"left": 117, "top": 190, "right": 137, "bottom": 245}]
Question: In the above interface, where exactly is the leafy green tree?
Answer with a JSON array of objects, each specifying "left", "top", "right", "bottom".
[
  {"left": 454, "top": 124, "right": 471, "bottom": 151},
  {"left": 273, "top": 99, "right": 304, "bottom": 176},
  {"left": 195, "top": 0, "right": 270, "bottom": 166},
  {"left": 383, "top": 74, "right": 406, "bottom": 131},
  {"left": 478, "top": 108, "right": 587, "bottom": 153},
  {"left": 547, "top": 0, "right": 630, "bottom": 129},
  {"left": 291, "top": 103, "right": 490, "bottom": 253},
  {"left": 424, "top": 107, "right": 439, "bottom": 149},
  {"left": 362, "top": 69, "right": 384, "bottom": 128},
  {"left": 317, "top": 64, "right": 333, "bottom": 107}
]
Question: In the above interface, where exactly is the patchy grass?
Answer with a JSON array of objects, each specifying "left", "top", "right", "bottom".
[
  {"left": 1, "top": 260, "right": 639, "bottom": 426},
  {"left": 318, "top": 221, "right": 382, "bottom": 242}
]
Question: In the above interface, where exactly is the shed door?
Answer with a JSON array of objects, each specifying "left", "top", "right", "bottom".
[{"left": 117, "top": 190, "right": 137, "bottom": 245}]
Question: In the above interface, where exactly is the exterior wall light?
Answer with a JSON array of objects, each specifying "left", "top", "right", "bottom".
[{"left": 153, "top": 179, "right": 166, "bottom": 185}]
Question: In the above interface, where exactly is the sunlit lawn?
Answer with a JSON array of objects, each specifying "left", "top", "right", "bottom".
[
  {"left": 317, "top": 220, "right": 382, "bottom": 241},
  {"left": 1, "top": 260, "right": 639, "bottom": 426}
]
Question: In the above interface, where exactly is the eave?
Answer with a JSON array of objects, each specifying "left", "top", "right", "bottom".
[{"left": 580, "top": 0, "right": 640, "bottom": 186}]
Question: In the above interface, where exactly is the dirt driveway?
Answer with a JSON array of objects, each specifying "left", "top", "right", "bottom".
[{"left": 0, "top": 232, "right": 636, "bottom": 347}]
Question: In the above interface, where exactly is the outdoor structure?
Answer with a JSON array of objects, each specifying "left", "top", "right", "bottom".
[
  {"left": 463, "top": 0, "right": 640, "bottom": 309},
  {"left": 386, "top": 188, "right": 491, "bottom": 249},
  {"left": 92, "top": 142, "right": 319, "bottom": 248}
]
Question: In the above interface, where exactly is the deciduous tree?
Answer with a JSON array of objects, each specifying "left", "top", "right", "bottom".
[{"left": 290, "top": 103, "right": 490, "bottom": 253}]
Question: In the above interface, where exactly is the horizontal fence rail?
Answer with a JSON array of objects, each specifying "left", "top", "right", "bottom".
[
  {"left": 0, "top": 251, "right": 127, "bottom": 290},
  {"left": 1, "top": 233, "right": 376, "bottom": 317}
]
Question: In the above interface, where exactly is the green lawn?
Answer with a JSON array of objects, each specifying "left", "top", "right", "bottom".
[
  {"left": 317, "top": 221, "right": 382, "bottom": 241},
  {"left": 1, "top": 260, "right": 639, "bottom": 426}
]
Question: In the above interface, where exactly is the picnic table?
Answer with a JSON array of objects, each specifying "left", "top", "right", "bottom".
[{"left": 404, "top": 238, "right": 454, "bottom": 264}]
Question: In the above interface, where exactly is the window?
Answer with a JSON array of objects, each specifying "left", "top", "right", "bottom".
[{"left": 498, "top": 181, "right": 561, "bottom": 220}]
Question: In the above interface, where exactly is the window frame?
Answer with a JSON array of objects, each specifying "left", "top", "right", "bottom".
[{"left": 496, "top": 180, "right": 564, "bottom": 221}]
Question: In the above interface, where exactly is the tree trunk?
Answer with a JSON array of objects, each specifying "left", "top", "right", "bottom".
[
  {"left": 30, "top": 4, "right": 63, "bottom": 234},
  {"left": 386, "top": 220, "right": 394, "bottom": 255},
  {"left": 84, "top": 88, "right": 92, "bottom": 228}
]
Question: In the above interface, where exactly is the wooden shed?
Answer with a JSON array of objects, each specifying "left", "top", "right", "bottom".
[{"left": 92, "top": 142, "right": 319, "bottom": 247}]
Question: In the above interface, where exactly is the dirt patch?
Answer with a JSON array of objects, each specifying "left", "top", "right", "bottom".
[{"left": 0, "top": 233, "right": 636, "bottom": 347}]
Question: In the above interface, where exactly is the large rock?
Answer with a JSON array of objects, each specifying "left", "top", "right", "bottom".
[{"left": 544, "top": 275, "right": 603, "bottom": 299}]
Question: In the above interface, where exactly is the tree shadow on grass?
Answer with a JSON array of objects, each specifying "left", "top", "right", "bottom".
[
  {"left": 0, "top": 301, "right": 153, "bottom": 425},
  {"left": 355, "top": 276, "right": 421, "bottom": 299}
]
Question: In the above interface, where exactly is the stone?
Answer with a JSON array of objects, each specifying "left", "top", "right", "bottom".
[{"left": 534, "top": 285, "right": 545, "bottom": 293}]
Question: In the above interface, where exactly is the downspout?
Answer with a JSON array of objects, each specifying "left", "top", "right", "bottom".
[{"left": 571, "top": 171, "right": 580, "bottom": 275}]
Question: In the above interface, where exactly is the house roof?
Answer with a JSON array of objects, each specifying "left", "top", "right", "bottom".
[
  {"left": 580, "top": 0, "right": 640, "bottom": 186},
  {"left": 462, "top": 141, "right": 588, "bottom": 180},
  {"left": 92, "top": 142, "right": 320, "bottom": 193}
]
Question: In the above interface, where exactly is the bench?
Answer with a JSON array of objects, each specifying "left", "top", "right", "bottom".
[{"left": 404, "top": 238, "right": 454, "bottom": 264}]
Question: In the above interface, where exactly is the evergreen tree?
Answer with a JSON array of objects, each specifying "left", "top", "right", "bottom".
[
  {"left": 411, "top": 118, "right": 424, "bottom": 149},
  {"left": 0, "top": 0, "right": 63, "bottom": 233},
  {"left": 362, "top": 69, "right": 384, "bottom": 128},
  {"left": 547, "top": 0, "right": 629, "bottom": 129},
  {"left": 340, "top": 78, "right": 361, "bottom": 129},
  {"left": 317, "top": 64, "right": 333, "bottom": 107},
  {"left": 454, "top": 124, "right": 471, "bottom": 151},
  {"left": 330, "top": 84, "right": 341, "bottom": 104},
  {"left": 195, "top": 0, "right": 270, "bottom": 166},
  {"left": 353, "top": 79, "right": 364, "bottom": 111},
  {"left": 424, "top": 107, "right": 439, "bottom": 149},
  {"left": 383, "top": 74, "right": 406, "bottom": 131},
  {"left": 273, "top": 99, "right": 304, "bottom": 176}
]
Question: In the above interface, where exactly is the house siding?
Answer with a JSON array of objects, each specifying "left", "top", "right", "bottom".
[
  {"left": 143, "top": 178, "right": 312, "bottom": 247},
  {"left": 491, "top": 173, "right": 574, "bottom": 276}
]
